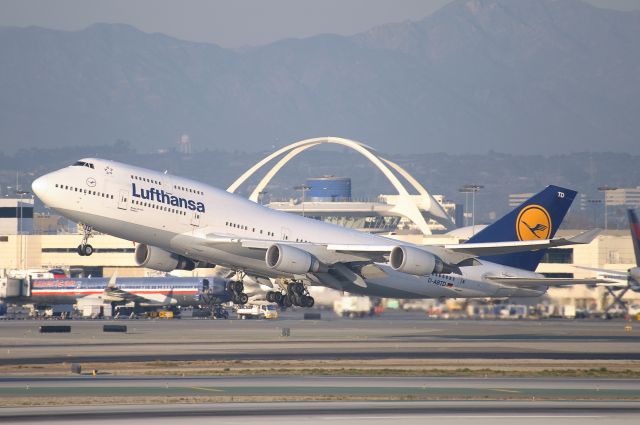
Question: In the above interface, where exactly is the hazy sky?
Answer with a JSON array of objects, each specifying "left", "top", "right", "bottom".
[{"left": 1, "top": 0, "right": 639, "bottom": 48}]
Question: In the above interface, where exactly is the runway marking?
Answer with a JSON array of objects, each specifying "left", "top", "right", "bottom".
[
  {"left": 189, "top": 386, "right": 224, "bottom": 393},
  {"left": 489, "top": 388, "right": 521, "bottom": 393},
  {"left": 322, "top": 415, "right": 603, "bottom": 420}
]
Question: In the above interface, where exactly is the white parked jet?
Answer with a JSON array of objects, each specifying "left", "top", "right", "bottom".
[{"left": 32, "top": 158, "right": 602, "bottom": 307}]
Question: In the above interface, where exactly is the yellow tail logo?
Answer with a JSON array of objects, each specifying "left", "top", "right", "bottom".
[{"left": 516, "top": 205, "right": 551, "bottom": 240}]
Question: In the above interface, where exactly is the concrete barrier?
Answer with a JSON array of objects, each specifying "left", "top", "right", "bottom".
[
  {"left": 103, "top": 324, "right": 127, "bottom": 333},
  {"left": 39, "top": 325, "right": 71, "bottom": 333}
]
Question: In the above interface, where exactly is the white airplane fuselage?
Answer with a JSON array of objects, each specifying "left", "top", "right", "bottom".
[{"left": 32, "top": 159, "right": 546, "bottom": 300}]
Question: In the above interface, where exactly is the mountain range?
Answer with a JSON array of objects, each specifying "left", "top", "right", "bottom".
[{"left": 0, "top": 0, "right": 638, "bottom": 154}]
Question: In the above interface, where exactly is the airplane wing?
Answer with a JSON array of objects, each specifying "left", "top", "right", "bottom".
[
  {"left": 487, "top": 277, "right": 615, "bottom": 287},
  {"left": 203, "top": 229, "right": 600, "bottom": 267},
  {"left": 101, "top": 272, "right": 173, "bottom": 306},
  {"left": 103, "top": 286, "right": 155, "bottom": 304},
  {"left": 573, "top": 265, "right": 629, "bottom": 278}
]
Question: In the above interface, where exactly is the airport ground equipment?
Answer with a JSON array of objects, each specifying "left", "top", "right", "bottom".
[
  {"left": 334, "top": 296, "right": 373, "bottom": 318},
  {"left": 236, "top": 301, "right": 278, "bottom": 319}
]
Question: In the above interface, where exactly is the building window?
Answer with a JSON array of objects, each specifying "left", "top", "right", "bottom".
[
  {"left": 541, "top": 272, "right": 574, "bottom": 279},
  {"left": 540, "top": 248, "right": 573, "bottom": 264}
]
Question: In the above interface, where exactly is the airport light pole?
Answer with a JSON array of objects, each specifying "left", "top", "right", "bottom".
[
  {"left": 597, "top": 185, "right": 618, "bottom": 230},
  {"left": 294, "top": 185, "right": 310, "bottom": 217},
  {"left": 587, "top": 199, "right": 603, "bottom": 228},
  {"left": 458, "top": 188, "right": 470, "bottom": 227},
  {"left": 460, "top": 184, "right": 484, "bottom": 233},
  {"left": 15, "top": 188, "right": 31, "bottom": 270}
]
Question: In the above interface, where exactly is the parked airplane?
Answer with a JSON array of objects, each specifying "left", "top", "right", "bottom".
[
  {"left": 31, "top": 158, "right": 602, "bottom": 307},
  {"left": 0, "top": 273, "right": 240, "bottom": 311},
  {"left": 574, "top": 209, "right": 640, "bottom": 313}
]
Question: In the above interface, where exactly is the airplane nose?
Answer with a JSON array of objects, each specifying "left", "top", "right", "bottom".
[{"left": 31, "top": 175, "right": 48, "bottom": 199}]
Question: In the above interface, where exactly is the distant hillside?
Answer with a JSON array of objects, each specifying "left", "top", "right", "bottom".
[{"left": 1, "top": 0, "right": 639, "bottom": 153}]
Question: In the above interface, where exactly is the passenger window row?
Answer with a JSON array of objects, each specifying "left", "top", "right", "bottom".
[
  {"left": 131, "top": 175, "right": 161, "bottom": 185},
  {"left": 225, "top": 221, "right": 275, "bottom": 237},
  {"left": 54, "top": 183, "right": 114, "bottom": 199},
  {"left": 174, "top": 184, "right": 203, "bottom": 195},
  {"left": 131, "top": 199, "right": 187, "bottom": 215}
]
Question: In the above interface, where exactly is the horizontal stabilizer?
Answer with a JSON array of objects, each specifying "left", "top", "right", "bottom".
[
  {"left": 488, "top": 277, "right": 614, "bottom": 287},
  {"left": 573, "top": 265, "right": 628, "bottom": 278},
  {"left": 445, "top": 229, "right": 601, "bottom": 257}
]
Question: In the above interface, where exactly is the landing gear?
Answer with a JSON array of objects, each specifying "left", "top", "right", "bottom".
[
  {"left": 603, "top": 286, "right": 630, "bottom": 317},
  {"left": 271, "top": 281, "right": 314, "bottom": 308},
  {"left": 77, "top": 224, "right": 94, "bottom": 256},
  {"left": 227, "top": 280, "right": 248, "bottom": 305}
]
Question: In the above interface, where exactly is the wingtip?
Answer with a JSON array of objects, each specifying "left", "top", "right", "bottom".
[{"left": 568, "top": 228, "right": 601, "bottom": 244}]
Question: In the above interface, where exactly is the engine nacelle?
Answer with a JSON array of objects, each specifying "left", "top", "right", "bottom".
[
  {"left": 134, "top": 244, "right": 195, "bottom": 272},
  {"left": 266, "top": 244, "right": 323, "bottom": 274},
  {"left": 389, "top": 245, "right": 445, "bottom": 276}
]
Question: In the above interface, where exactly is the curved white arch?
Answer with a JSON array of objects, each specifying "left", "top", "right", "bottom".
[
  {"left": 227, "top": 136, "right": 454, "bottom": 234},
  {"left": 248, "top": 144, "right": 314, "bottom": 202}
]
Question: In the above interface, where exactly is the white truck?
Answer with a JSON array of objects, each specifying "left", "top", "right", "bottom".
[
  {"left": 236, "top": 302, "right": 279, "bottom": 320},
  {"left": 333, "top": 296, "right": 372, "bottom": 318}
]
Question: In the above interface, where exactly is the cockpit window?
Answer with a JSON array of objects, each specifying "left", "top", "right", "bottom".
[{"left": 72, "top": 161, "right": 95, "bottom": 169}]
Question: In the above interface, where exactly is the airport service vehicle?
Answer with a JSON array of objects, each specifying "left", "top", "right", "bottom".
[
  {"left": 31, "top": 158, "right": 604, "bottom": 308},
  {"left": 333, "top": 296, "right": 373, "bottom": 318},
  {"left": 236, "top": 302, "right": 279, "bottom": 320},
  {"left": 574, "top": 209, "right": 640, "bottom": 313}
]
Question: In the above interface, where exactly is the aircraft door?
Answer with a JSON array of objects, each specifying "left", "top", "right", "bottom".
[
  {"left": 117, "top": 189, "right": 129, "bottom": 210},
  {"left": 281, "top": 227, "right": 291, "bottom": 241},
  {"left": 190, "top": 210, "right": 201, "bottom": 227}
]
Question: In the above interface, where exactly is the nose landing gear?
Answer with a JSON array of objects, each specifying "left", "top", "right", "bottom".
[{"left": 77, "top": 224, "right": 94, "bottom": 256}]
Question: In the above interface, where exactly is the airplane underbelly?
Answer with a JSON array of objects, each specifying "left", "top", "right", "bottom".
[{"left": 361, "top": 267, "right": 453, "bottom": 299}]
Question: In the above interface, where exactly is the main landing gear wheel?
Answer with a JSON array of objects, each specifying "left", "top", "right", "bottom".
[
  {"left": 301, "top": 295, "right": 315, "bottom": 308},
  {"left": 266, "top": 291, "right": 283, "bottom": 303},
  {"left": 236, "top": 293, "right": 249, "bottom": 305},
  {"left": 227, "top": 279, "right": 248, "bottom": 306},
  {"left": 77, "top": 244, "right": 94, "bottom": 256},
  {"left": 277, "top": 281, "right": 314, "bottom": 308}
]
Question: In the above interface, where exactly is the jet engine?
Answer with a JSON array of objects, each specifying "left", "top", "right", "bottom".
[
  {"left": 389, "top": 245, "right": 448, "bottom": 276},
  {"left": 266, "top": 244, "right": 323, "bottom": 274},
  {"left": 134, "top": 244, "right": 195, "bottom": 272}
]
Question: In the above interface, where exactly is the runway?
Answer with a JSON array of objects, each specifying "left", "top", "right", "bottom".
[
  {"left": 1, "top": 316, "right": 639, "bottom": 365},
  {"left": 2, "top": 400, "right": 640, "bottom": 424},
  {"left": 1, "top": 375, "right": 640, "bottom": 397},
  {"left": 1, "top": 317, "right": 640, "bottom": 422}
]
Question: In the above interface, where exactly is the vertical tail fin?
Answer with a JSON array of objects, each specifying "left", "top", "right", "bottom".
[
  {"left": 628, "top": 209, "right": 640, "bottom": 266},
  {"left": 466, "top": 185, "right": 577, "bottom": 271}
]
